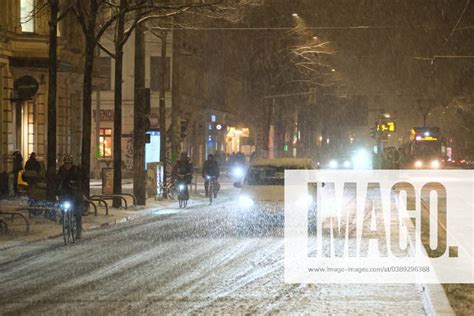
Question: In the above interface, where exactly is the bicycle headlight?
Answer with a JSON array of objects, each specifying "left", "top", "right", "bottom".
[
  {"left": 63, "top": 201, "right": 72, "bottom": 211},
  {"left": 179, "top": 184, "right": 186, "bottom": 190}
]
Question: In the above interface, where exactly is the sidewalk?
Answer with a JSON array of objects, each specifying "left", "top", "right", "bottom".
[{"left": 0, "top": 176, "right": 236, "bottom": 250}]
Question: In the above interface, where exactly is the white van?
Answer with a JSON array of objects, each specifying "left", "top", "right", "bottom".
[{"left": 234, "top": 158, "right": 314, "bottom": 216}]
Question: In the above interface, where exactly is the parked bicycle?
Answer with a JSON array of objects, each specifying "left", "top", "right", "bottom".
[{"left": 156, "top": 177, "right": 176, "bottom": 201}]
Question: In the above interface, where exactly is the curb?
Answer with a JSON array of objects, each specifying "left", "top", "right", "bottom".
[{"left": 404, "top": 218, "right": 455, "bottom": 315}]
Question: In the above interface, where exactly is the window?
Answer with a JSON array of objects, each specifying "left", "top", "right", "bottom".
[
  {"left": 150, "top": 57, "right": 171, "bottom": 91},
  {"left": 99, "top": 128, "right": 112, "bottom": 158},
  {"left": 20, "top": 0, "right": 35, "bottom": 32}
]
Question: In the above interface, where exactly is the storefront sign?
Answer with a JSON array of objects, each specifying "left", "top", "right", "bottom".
[{"left": 93, "top": 110, "right": 114, "bottom": 121}]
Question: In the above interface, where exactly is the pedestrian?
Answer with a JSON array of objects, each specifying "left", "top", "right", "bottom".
[
  {"left": 12, "top": 150, "right": 23, "bottom": 196},
  {"left": 23, "top": 152, "right": 43, "bottom": 194},
  {"left": 25, "top": 152, "right": 41, "bottom": 174}
]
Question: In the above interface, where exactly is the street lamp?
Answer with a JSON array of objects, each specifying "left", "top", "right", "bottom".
[
  {"left": 331, "top": 68, "right": 336, "bottom": 72},
  {"left": 292, "top": 13, "right": 299, "bottom": 17}
]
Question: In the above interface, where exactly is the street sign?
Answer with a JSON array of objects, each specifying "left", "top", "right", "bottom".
[
  {"left": 13, "top": 76, "right": 39, "bottom": 100},
  {"left": 376, "top": 121, "right": 396, "bottom": 132}
]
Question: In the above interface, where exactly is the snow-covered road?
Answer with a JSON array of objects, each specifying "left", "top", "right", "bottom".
[{"left": 0, "top": 194, "right": 428, "bottom": 314}]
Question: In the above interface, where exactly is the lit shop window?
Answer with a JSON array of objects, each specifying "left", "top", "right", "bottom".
[
  {"left": 21, "top": 0, "right": 35, "bottom": 32},
  {"left": 99, "top": 128, "right": 112, "bottom": 158}
]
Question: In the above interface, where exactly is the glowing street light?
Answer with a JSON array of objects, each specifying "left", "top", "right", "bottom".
[
  {"left": 331, "top": 68, "right": 336, "bottom": 72},
  {"left": 292, "top": 13, "right": 298, "bottom": 17}
]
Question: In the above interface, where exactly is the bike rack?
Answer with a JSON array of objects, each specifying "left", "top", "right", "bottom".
[
  {"left": 119, "top": 193, "right": 136, "bottom": 206},
  {"left": 82, "top": 196, "right": 99, "bottom": 216},
  {"left": 0, "top": 210, "right": 31, "bottom": 232},
  {"left": 90, "top": 194, "right": 128, "bottom": 209}
]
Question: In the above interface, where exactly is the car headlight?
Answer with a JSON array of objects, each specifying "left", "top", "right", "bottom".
[
  {"left": 415, "top": 160, "right": 423, "bottom": 168},
  {"left": 343, "top": 160, "right": 351, "bottom": 168},
  {"left": 431, "top": 160, "right": 440, "bottom": 169},
  {"left": 62, "top": 201, "right": 71, "bottom": 211},
  {"left": 239, "top": 195, "right": 254, "bottom": 208},
  {"left": 329, "top": 160, "right": 338, "bottom": 169},
  {"left": 352, "top": 148, "right": 372, "bottom": 170},
  {"left": 232, "top": 167, "right": 244, "bottom": 178}
]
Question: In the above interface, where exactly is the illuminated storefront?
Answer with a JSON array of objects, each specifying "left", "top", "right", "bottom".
[{"left": 225, "top": 127, "right": 254, "bottom": 155}]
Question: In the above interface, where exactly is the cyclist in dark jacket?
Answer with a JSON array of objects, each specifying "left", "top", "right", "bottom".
[
  {"left": 172, "top": 153, "right": 193, "bottom": 200},
  {"left": 202, "top": 154, "right": 220, "bottom": 197},
  {"left": 57, "top": 154, "right": 84, "bottom": 239},
  {"left": 172, "top": 153, "right": 193, "bottom": 184}
]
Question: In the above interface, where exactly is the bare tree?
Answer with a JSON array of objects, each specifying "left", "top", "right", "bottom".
[
  {"left": 32, "top": 0, "right": 76, "bottom": 201},
  {"left": 71, "top": 0, "right": 152, "bottom": 198}
]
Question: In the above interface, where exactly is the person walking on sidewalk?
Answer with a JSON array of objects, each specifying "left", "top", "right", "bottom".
[
  {"left": 202, "top": 154, "right": 220, "bottom": 198},
  {"left": 57, "top": 155, "right": 84, "bottom": 239}
]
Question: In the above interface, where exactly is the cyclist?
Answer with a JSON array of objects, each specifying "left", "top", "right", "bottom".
[
  {"left": 172, "top": 153, "right": 193, "bottom": 197},
  {"left": 202, "top": 154, "right": 220, "bottom": 198},
  {"left": 57, "top": 154, "right": 84, "bottom": 239}
]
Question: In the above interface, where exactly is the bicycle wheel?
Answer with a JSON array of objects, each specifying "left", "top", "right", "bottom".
[
  {"left": 209, "top": 183, "right": 213, "bottom": 204},
  {"left": 70, "top": 211, "right": 77, "bottom": 243},
  {"left": 62, "top": 211, "right": 71, "bottom": 245}
]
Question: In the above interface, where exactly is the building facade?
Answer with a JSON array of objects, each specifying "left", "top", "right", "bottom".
[{"left": 0, "top": 0, "right": 83, "bottom": 173}]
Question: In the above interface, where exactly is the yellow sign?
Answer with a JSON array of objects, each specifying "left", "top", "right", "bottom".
[{"left": 377, "top": 121, "right": 396, "bottom": 132}]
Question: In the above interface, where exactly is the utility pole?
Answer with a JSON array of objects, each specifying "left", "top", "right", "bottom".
[{"left": 133, "top": 13, "right": 146, "bottom": 205}]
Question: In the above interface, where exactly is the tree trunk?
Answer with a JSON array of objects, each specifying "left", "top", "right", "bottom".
[
  {"left": 171, "top": 30, "right": 179, "bottom": 163},
  {"left": 80, "top": 0, "right": 98, "bottom": 198},
  {"left": 112, "top": 2, "right": 126, "bottom": 208},
  {"left": 133, "top": 18, "right": 146, "bottom": 205},
  {"left": 159, "top": 31, "right": 167, "bottom": 199},
  {"left": 81, "top": 37, "right": 95, "bottom": 198},
  {"left": 46, "top": 0, "right": 58, "bottom": 201}
]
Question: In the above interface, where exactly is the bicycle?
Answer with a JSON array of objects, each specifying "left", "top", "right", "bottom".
[
  {"left": 61, "top": 201, "right": 78, "bottom": 245},
  {"left": 156, "top": 176, "right": 176, "bottom": 201},
  {"left": 176, "top": 174, "right": 191, "bottom": 208},
  {"left": 206, "top": 176, "right": 219, "bottom": 205}
]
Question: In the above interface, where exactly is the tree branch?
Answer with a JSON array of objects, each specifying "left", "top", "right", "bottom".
[{"left": 97, "top": 41, "right": 116, "bottom": 59}]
